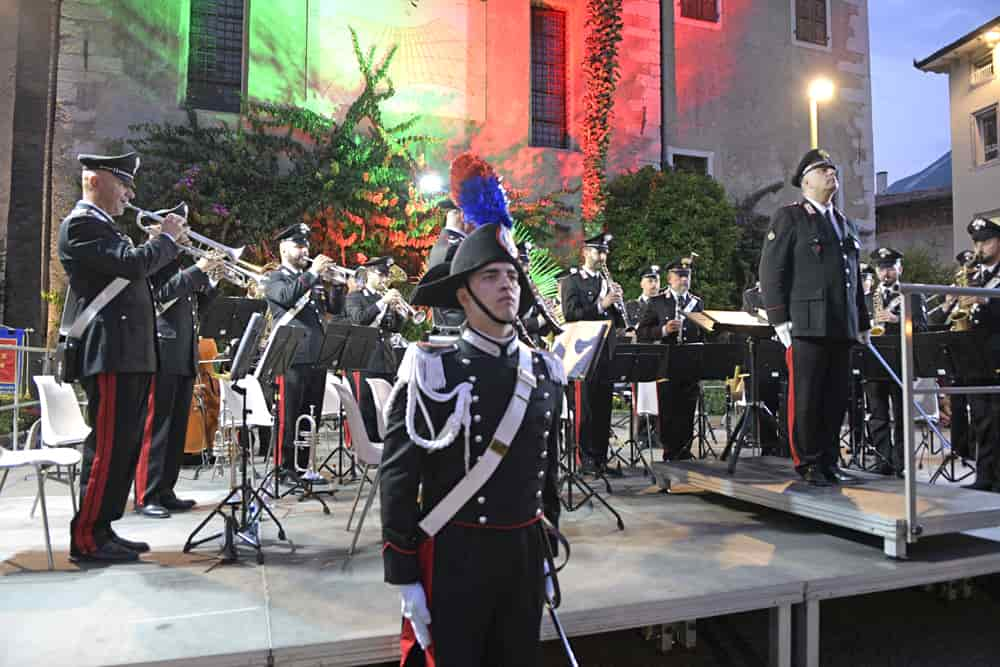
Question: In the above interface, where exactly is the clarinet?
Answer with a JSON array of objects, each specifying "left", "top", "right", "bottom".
[
  {"left": 517, "top": 256, "right": 564, "bottom": 336},
  {"left": 599, "top": 265, "right": 629, "bottom": 329}
]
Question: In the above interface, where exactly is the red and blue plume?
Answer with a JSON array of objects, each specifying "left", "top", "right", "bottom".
[{"left": 449, "top": 151, "right": 513, "bottom": 228}]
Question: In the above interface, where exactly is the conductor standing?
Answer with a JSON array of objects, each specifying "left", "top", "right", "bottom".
[{"left": 759, "top": 149, "right": 870, "bottom": 486}]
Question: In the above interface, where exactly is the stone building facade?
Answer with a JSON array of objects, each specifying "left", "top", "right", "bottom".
[{"left": 1, "top": 0, "right": 875, "bottom": 339}]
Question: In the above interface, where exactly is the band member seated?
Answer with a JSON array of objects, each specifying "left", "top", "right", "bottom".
[
  {"left": 962, "top": 216, "right": 1000, "bottom": 491},
  {"left": 636, "top": 258, "right": 705, "bottom": 461},
  {"left": 561, "top": 232, "right": 626, "bottom": 476},
  {"left": 380, "top": 222, "right": 563, "bottom": 667},
  {"left": 517, "top": 240, "right": 556, "bottom": 348},
  {"left": 345, "top": 257, "right": 407, "bottom": 442},
  {"left": 59, "top": 152, "right": 184, "bottom": 562},
  {"left": 134, "top": 204, "right": 223, "bottom": 518},
  {"left": 263, "top": 224, "right": 338, "bottom": 485},
  {"left": 759, "top": 148, "right": 870, "bottom": 486},
  {"left": 866, "top": 247, "right": 928, "bottom": 476}
]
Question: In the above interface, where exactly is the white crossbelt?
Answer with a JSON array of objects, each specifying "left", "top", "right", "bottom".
[
  {"left": 64, "top": 278, "right": 130, "bottom": 339},
  {"left": 418, "top": 344, "right": 537, "bottom": 537}
]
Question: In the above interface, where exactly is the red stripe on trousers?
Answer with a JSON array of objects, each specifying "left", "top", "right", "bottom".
[
  {"left": 134, "top": 378, "right": 157, "bottom": 506},
  {"left": 73, "top": 373, "right": 117, "bottom": 553},
  {"left": 785, "top": 346, "right": 801, "bottom": 466},
  {"left": 276, "top": 375, "right": 285, "bottom": 468},
  {"left": 400, "top": 538, "right": 436, "bottom": 667}
]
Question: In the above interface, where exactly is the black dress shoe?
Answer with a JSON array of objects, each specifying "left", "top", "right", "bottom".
[
  {"left": 963, "top": 479, "right": 995, "bottom": 491},
  {"left": 822, "top": 465, "right": 859, "bottom": 484},
  {"left": 796, "top": 465, "right": 832, "bottom": 487},
  {"left": 110, "top": 532, "right": 150, "bottom": 553},
  {"left": 135, "top": 503, "right": 171, "bottom": 518},
  {"left": 70, "top": 541, "right": 139, "bottom": 563},
  {"left": 161, "top": 496, "right": 196, "bottom": 511}
]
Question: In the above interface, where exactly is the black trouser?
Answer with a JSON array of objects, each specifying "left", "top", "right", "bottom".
[
  {"left": 578, "top": 378, "right": 613, "bottom": 465},
  {"left": 352, "top": 369, "right": 395, "bottom": 443},
  {"left": 71, "top": 372, "right": 152, "bottom": 553},
  {"left": 402, "top": 523, "right": 544, "bottom": 667},
  {"left": 951, "top": 395, "right": 972, "bottom": 458},
  {"left": 277, "top": 364, "right": 327, "bottom": 472},
  {"left": 865, "top": 380, "right": 903, "bottom": 471},
  {"left": 657, "top": 380, "right": 699, "bottom": 458},
  {"left": 786, "top": 339, "right": 852, "bottom": 470},
  {"left": 135, "top": 373, "right": 194, "bottom": 506},
  {"left": 970, "top": 393, "right": 1000, "bottom": 485}
]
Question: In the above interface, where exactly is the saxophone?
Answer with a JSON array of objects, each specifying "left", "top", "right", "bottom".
[
  {"left": 946, "top": 255, "right": 981, "bottom": 331},
  {"left": 870, "top": 282, "right": 900, "bottom": 337}
]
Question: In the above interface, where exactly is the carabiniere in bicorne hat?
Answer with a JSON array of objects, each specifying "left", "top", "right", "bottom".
[{"left": 411, "top": 223, "right": 536, "bottom": 318}]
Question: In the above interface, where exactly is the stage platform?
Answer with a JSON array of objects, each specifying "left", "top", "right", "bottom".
[
  {"left": 652, "top": 456, "right": 1000, "bottom": 558},
  {"left": 5, "top": 459, "right": 1000, "bottom": 667}
]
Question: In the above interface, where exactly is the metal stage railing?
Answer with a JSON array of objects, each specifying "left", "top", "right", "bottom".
[{"left": 896, "top": 282, "right": 1000, "bottom": 549}]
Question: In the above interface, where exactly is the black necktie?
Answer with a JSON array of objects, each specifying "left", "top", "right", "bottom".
[{"left": 827, "top": 209, "right": 842, "bottom": 239}]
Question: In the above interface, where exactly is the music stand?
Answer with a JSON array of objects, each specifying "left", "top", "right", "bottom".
[
  {"left": 551, "top": 321, "right": 625, "bottom": 531},
  {"left": 316, "top": 323, "right": 381, "bottom": 481},
  {"left": 691, "top": 311, "right": 778, "bottom": 474},
  {"left": 183, "top": 314, "right": 296, "bottom": 564},
  {"left": 607, "top": 343, "right": 663, "bottom": 475},
  {"left": 198, "top": 297, "right": 267, "bottom": 342}
]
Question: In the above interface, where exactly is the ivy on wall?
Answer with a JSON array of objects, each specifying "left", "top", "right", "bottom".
[{"left": 581, "top": 0, "right": 624, "bottom": 223}]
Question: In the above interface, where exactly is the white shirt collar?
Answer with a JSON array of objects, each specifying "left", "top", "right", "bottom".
[
  {"left": 669, "top": 289, "right": 688, "bottom": 302},
  {"left": 461, "top": 326, "right": 518, "bottom": 357},
  {"left": 79, "top": 201, "right": 115, "bottom": 224},
  {"left": 580, "top": 266, "right": 600, "bottom": 279}
]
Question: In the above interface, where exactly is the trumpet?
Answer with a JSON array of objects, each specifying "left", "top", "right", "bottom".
[
  {"left": 293, "top": 405, "right": 321, "bottom": 480},
  {"left": 128, "top": 202, "right": 245, "bottom": 262},
  {"left": 377, "top": 264, "right": 427, "bottom": 325},
  {"left": 302, "top": 256, "right": 356, "bottom": 285}
]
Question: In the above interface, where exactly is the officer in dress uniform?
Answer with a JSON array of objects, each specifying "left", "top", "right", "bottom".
[
  {"left": 636, "top": 258, "right": 705, "bottom": 461},
  {"left": 427, "top": 199, "right": 474, "bottom": 335},
  {"left": 59, "top": 152, "right": 184, "bottom": 562},
  {"left": 865, "top": 247, "right": 928, "bottom": 476},
  {"left": 561, "top": 232, "right": 626, "bottom": 475},
  {"left": 963, "top": 216, "right": 1000, "bottom": 491},
  {"left": 345, "top": 256, "right": 407, "bottom": 442},
  {"left": 263, "top": 224, "right": 338, "bottom": 484},
  {"left": 134, "top": 204, "right": 222, "bottom": 518},
  {"left": 759, "top": 148, "right": 871, "bottom": 486},
  {"left": 380, "top": 222, "right": 563, "bottom": 667},
  {"left": 628, "top": 265, "right": 662, "bottom": 447},
  {"left": 943, "top": 250, "right": 980, "bottom": 458}
]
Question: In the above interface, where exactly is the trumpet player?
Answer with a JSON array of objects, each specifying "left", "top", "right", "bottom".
[
  {"left": 866, "top": 247, "right": 927, "bottom": 476},
  {"left": 59, "top": 152, "right": 183, "bottom": 562},
  {"left": 346, "top": 256, "right": 407, "bottom": 442},
  {"left": 562, "top": 232, "right": 625, "bottom": 476},
  {"left": 134, "top": 204, "right": 224, "bottom": 518},
  {"left": 963, "top": 216, "right": 1000, "bottom": 492},
  {"left": 264, "top": 223, "right": 338, "bottom": 486},
  {"left": 637, "top": 259, "right": 705, "bottom": 462}
]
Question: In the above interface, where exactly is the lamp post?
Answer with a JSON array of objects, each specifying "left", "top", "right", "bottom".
[{"left": 807, "top": 78, "right": 835, "bottom": 149}]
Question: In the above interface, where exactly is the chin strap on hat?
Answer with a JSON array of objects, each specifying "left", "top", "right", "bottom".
[{"left": 464, "top": 277, "right": 516, "bottom": 326}]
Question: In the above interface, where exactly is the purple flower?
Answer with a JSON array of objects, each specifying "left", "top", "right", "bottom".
[{"left": 211, "top": 203, "right": 230, "bottom": 217}]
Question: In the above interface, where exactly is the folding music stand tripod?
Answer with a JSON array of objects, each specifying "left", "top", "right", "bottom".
[
  {"left": 184, "top": 315, "right": 299, "bottom": 564},
  {"left": 316, "top": 323, "right": 380, "bottom": 482},
  {"left": 606, "top": 343, "right": 663, "bottom": 476},
  {"left": 854, "top": 337, "right": 902, "bottom": 471},
  {"left": 551, "top": 321, "right": 624, "bottom": 530}
]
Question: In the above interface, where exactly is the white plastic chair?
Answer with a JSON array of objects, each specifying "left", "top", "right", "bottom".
[
  {"left": 27, "top": 376, "right": 91, "bottom": 451},
  {"left": 0, "top": 445, "right": 82, "bottom": 570},
  {"left": 332, "top": 382, "right": 384, "bottom": 556},
  {"left": 365, "top": 377, "right": 394, "bottom": 441}
]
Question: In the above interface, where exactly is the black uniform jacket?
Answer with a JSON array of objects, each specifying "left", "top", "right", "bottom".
[
  {"left": 561, "top": 268, "right": 626, "bottom": 328},
  {"left": 151, "top": 259, "right": 217, "bottom": 376},
  {"left": 625, "top": 297, "right": 653, "bottom": 329},
  {"left": 972, "top": 264, "right": 1000, "bottom": 358},
  {"left": 636, "top": 292, "right": 705, "bottom": 344},
  {"left": 58, "top": 201, "right": 179, "bottom": 376},
  {"left": 872, "top": 283, "right": 928, "bottom": 336},
  {"left": 345, "top": 289, "right": 405, "bottom": 375},
  {"left": 427, "top": 227, "right": 468, "bottom": 331},
  {"left": 759, "top": 201, "right": 870, "bottom": 340},
  {"left": 263, "top": 265, "right": 336, "bottom": 366},
  {"left": 380, "top": 335, "right": 562, "bottom": 584}
]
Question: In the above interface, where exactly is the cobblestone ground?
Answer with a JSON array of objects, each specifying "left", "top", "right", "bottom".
[{"left": 371, "top": 579, "right": 1000, "bottom": 666}]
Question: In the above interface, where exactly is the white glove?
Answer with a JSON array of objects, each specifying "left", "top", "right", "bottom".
[
  {"left": 398, "top": 583, "right": 432, "bottom": 649},
  {"left": 774, "top": 321, "right": 793, "bottom": 348},
  {"left": 543, "top": 560, "right": 555, "bottom": 602},
  {"left": 857, "top": 329, "right": 871, "bottom": 346}
]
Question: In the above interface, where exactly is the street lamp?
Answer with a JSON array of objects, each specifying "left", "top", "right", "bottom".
[
  {"left": 807, "top": 78, "right": 835, "bottom": 149},
  {"left": 418, "top": 171, "right": 444, "bottom": 195}
]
